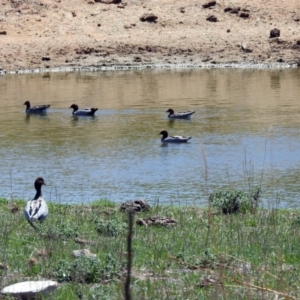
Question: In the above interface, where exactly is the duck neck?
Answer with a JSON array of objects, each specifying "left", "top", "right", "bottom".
[
  {"left": 25, "top": 103, "right": 30, "bottom": 111},
  {"left": 162, "top": 132, "right": 168, "bottom": 139},
  {"left": 161, "top": 134, "right": 168, "bottom": 141},
  {"left": 168, "top": 109, "right": 174, "bottom": 116},
  {"left": 34, "top": 186, "right": 42, "bottom": 200}
]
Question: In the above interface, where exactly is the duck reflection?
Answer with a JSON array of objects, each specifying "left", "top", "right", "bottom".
[
  {"left": 24, "top": 114, "right": 49, "bottom": 124},
  {"left": 70, "top": 115, "right": 96, "bottom": 126},
  {"left": 160, "top": 142, "right": 169, "bottom": 148},
  {"left": 167, "top": 119, "right": 175, "bottom": 127}
]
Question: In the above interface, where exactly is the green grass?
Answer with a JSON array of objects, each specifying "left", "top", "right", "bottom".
[{"left": 0, "top": 198, "right": 300, "bottom": 299}]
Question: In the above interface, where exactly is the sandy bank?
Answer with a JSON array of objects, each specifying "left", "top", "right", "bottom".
[{"left": 0, "top": 0, "right": 299, "bottom": 73}]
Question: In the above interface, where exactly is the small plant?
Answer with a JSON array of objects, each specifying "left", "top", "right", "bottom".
[
  {"left": 53, "top": 259, "right": 72, "bottom": 283},
  {"left": 209, "top": 187, "right": 261, "bottom": 214},
  {"left": 53, "top": 254, "right": 118, "bottom": 283},
  {"left": 39, "top": 222, "right": 79, "bottom": 240},
  {"left": 88, "top": 285, "right": 114, "bottom": 300},
  {"left": 198, "top": 250, "right": 218, "bottom": 268},
  {"left": 95, "top": 218, "right": 127, "bottom": 237},
  {"left": 291, "top": 214, "right": 300, "bottom": 227},
  {"left": 176, "top": 249, "right": 218, "bottom": 269},
  {"left": 101, "top": 253, "right": 119, "bottom": 279},
  {"left": 71, "top": 257, "right": 104, "bottom": 284}
]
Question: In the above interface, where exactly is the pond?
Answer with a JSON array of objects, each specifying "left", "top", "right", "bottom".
[{"left": 1, "top": 68, "right": 300, "bottom": 207}]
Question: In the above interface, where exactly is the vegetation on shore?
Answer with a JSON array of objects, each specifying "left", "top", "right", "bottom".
[{"left": 0, "top": 196, "right": 300, "bottom": 300}]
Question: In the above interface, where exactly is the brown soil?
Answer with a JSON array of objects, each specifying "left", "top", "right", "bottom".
[{"left": 1, "top": 0, "right": 300, "bottom": 72}]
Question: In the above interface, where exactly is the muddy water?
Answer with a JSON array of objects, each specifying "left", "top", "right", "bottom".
[{"left": 1, "top": 68, "right": 300, "bottom": 207}]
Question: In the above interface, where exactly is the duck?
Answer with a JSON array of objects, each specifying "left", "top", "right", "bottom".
[
  {"left": 24, "top": 101, "right": 50, "bottom": 114},
  {"left": 69, "top": 104, "right": 98, "bottom": 116},
  {"left": 24, "top": 177, "right": 48, "bottom": 228},
  {"left": 159, "top": 130, "right": 192, "bottom": 143},
  {"left": 166, "top": 108, "right": 195, "bottom": 119}
]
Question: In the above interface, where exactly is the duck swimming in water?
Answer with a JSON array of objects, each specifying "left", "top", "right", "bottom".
[
  {"left": 166, "top": 108, "right": 195, "bottom": 119},
  {"left": 159, "top": 130, "right": 192, "bottom": 143},
  {"left": 24, "top": 101, "right": 50, "bottom": 114},
  {"left": 24, "top": 177, "right": 48, "bottom": 228},
  {"left": 70, "top": 104, "right": 98, "bottom": 116}
]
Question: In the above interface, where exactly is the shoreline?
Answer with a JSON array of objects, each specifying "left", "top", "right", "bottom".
[
  {"left": 0, "top": 197, "right": 294, "bottom": 210},
  {"left": 1, "top": 61, "right": 299, "bottom": 76}
]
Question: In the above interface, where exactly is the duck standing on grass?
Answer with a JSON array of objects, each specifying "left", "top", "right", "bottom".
[
  {"left": 23, "top": 101, "right": 50, "bottom": 114},
  {"left": 159, "top": 130, "right": 192, "bottom": 143},
  {"left": 166, "top": 108, "right": 195, "bottom": 119},
  {"left": 69, "top": 104, "right": 98, "bottom": 116},
  {"left": 24, "top": 177, "right": 48, "bottom": 229}
]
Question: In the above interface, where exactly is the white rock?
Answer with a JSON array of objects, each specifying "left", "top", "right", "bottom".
[
  {"left": 1, "top": 280, "right": 58, "bottom": 299},
  {"left": 72, "top": 249, "right": 97, "bottom": 258}
]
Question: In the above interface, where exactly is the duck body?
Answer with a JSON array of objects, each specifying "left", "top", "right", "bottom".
[
  {"left": 24, "top": 198, "right": 48, "bottom": 223},
  {"left": 166, "top": 108, "right": 195, "bottom": 119},
  {"left": 159, "top": 130, "right": 191, "bottom": 143},
  {"left": 24, "top": 177, "right": 48, "bottom": 226},
  {"left": 24, "top": 101, "right": 50, "bottom": 114},
  {"left": 70, "top": 104, "right": 98, "bottom": 116}
]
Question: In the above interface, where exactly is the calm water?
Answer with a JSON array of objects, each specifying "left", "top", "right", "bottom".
[{"left": 1, "top": 68, "right": 300, "bottom": 207}]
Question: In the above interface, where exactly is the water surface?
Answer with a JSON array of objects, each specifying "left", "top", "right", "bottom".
[{"left": 1, "top": 68, "right": 300, "bottom": 207}]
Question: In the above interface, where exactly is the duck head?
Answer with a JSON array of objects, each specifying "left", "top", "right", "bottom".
[
  {"left": 24, "top": 101, "right": 31, "bottom": 110},
  {"left": 166, "top": 108, "right": 174, "bottom": 115},
  {"left": 70, "top": 104, "right": 79, "bottom": 112},
  {"left": 159, "top": 130, "right": 169, "bottom": 139},
  {"left": 33, "top": 177, "right": 46, "bottom": 199},
  {"left": 34, "top": 177, "right": 46, "bottom": 189}
]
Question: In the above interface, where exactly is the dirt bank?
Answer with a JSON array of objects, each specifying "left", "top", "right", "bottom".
[{"left": 0, "top": 0, "right": 300, "bottom": 73}]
